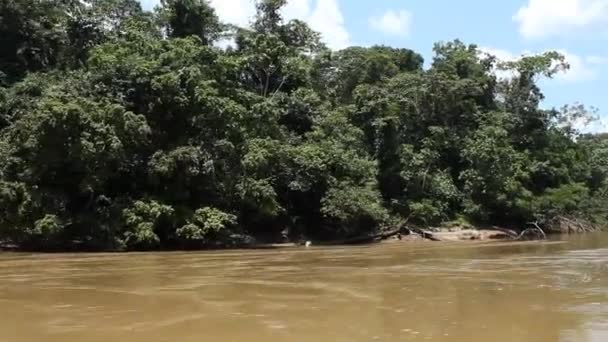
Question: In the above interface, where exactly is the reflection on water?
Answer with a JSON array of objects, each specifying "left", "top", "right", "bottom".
[{"left": 1, "top": 234, "right": 608, "bottom": 342}]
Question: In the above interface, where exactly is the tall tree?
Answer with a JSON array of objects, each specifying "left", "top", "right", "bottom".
[
  {"left": 159, "top": 0, "right": 221, "bottom": 45},
  {"left": 0, "top": 0, "right": 69, "bottom": 82}
]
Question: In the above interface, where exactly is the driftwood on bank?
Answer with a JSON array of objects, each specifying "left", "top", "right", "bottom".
[
  {"left": 548, "top": 216, "right": 598, "bottom": 234},
  {"left": 487, "top": 223, "right": 547, "bottom": 241},
  {"left": 308, "top": 215, "right": 600, "bottom": 246},
  {"left": 315, "top": 227, "right": 402, "bottom": 246},
  {"left": 409, "top": 228, "right": 441, "bottom": 241},
  {"left": 406, "top": 225, "right": 546, "bottom": 242},
  {"left": 513, "top": 222, "right": 547, "bottom": 240},
  {"left": 489, "top": 226, "right": 519, "bottom": 239}
]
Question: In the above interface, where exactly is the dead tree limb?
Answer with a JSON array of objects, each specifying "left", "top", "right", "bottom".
[
  {"left": 411, "top": 228, "right": 441, "bottom": 241},
  {"left": 517, "top": 222, "right": 547, "bottom": 240}
]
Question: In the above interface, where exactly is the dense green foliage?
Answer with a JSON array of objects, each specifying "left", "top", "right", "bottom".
[{"left": 1, "top": 0, "right": 606, "bottom": 250}]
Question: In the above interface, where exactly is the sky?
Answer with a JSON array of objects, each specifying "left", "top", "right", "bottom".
[{"left": 140, "top": 0, "right": 608, "bottom": 132}]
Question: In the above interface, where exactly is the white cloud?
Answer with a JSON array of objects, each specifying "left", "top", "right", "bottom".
[
  {"left": 586, "top": 117, "right": 608, "bottom": 133},
  {"left": 555, "top": 50, "right": 596, "bottom": 82},
  {"left": 480, "top": 47, "right": 597, "bottom": 82},
  {"left": 139, "top": 0, "right": 158, "bottom": 10},
  {"left": 139, "top": 0, "right": 350, "bottom": 49},
  {"left": 369, "top": 9, "right": 412, "bottom": 36},
  {"left": 514, "top": 0, "right": 608, "bottom": 39},
  {"left": 479, "top": 47, "right": 521, "bottom": 80},
  {"left": 586, "top": 55, "right": 608, "bottom": 64},
  {"left": 570, "top": 112, "right": 608, "bottom": 133},
  {"left": 296, "top": 0, "right": 350, "bottom": 50},
  {"left": 479, "top": 47, "right": 518, "bottom": 62},
  {"left": 208, "top": 0, "right": 256, "bottom": 28},
  {"left": 282, "top": 0, "right": 312, "bottom": 21}
]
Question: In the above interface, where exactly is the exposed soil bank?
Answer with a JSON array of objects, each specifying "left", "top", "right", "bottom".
[{"left": 1, "top": 223, "right": 597, "bottom": 252}]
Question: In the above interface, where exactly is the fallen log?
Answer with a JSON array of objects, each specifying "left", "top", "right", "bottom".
[
  {"left": 411, "top": 228, "right": 441, "bottom": 241},
  {"left": 490, "top": 226, "right": 519, "bottom": 239},
  {"left": 315, "top": 227, "right": 402, "bottom": 246}
]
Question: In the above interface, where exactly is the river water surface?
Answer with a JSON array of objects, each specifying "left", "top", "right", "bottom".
[{"left": 2, "top": 234, "right": 608, "bottom": 342}]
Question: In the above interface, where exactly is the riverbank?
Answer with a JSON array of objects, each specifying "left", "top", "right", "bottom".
[
  {"left": 302, "top": 221, "right": 602, "bottom": 247},
  {"left": 399, "top": 228, "right": 515, "bottom": 242},
  {"left": 229, "top": 226, "right": 522, "bottom": 249},
  {"left": 2, "top": 221, "right": 600, "bottom": 252}
]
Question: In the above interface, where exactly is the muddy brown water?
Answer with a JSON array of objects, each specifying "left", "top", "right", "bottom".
[{"left": 1, "top": 234, "right": 608, "bottom": 342}]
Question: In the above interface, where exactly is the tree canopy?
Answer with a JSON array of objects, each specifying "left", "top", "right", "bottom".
[{"left": 1, "top": 0, "right": 606, "bottom": 250}]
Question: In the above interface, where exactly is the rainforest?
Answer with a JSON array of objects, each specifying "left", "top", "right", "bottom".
[{"left": 1, "top": 0, "right": 607, "bottom": 251}]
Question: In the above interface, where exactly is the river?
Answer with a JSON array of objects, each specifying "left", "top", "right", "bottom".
[{"left": 1, "top": 234, "right": 608, "bottom": 342}]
